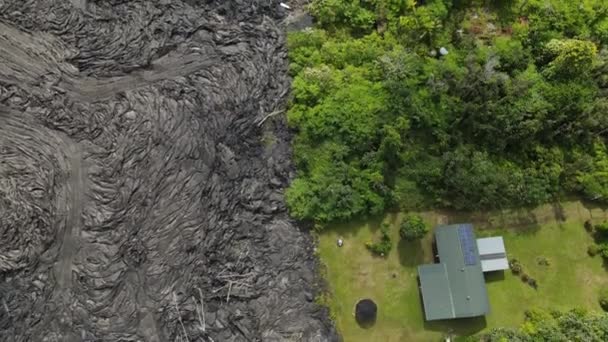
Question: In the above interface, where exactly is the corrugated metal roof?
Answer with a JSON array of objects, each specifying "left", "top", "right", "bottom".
[
  {"left": 481, "top": 258, "right": 510, "bottom": 272},
  {"left": 418, "top": 224, "right": 490, "bottom": 321},
  {"left": 477, "top": 237, "right": 506, "bottom": 256},
  {"left": 418, "top": 264, "right": 454, "bottom": 320}
]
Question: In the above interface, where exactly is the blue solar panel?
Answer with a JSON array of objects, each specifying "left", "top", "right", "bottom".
[{"left": 458, "top": 225, "right": 478, "bottom": 266}]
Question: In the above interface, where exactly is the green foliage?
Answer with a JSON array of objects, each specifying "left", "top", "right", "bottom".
[
  {"left": 526, "top": 276, "right": 538, "bottom": 290},
  {"left": 395, "top": 0, "right": 451, "bottom": 45},
  {"left": 522, "top": 0, "right": 605, "bottom": 44},
  {"left": 309, "top": 0, "right": 378, "bottom": 33},
  {"left": 309, "top": 0, "right": 452, "bottom": 42},
  {"left": 392, "top": 177, "right": 426, "bottom": 210},
  {"left": 314, "top": 292, "right": 337, "bottom": 321},
  {"left": 437, "top": 147, "right": 556, "bottom": 209},
  {"left": 494, "top": 36, "right": 531, "bottom": 73},
  {"left": 293, "top": 70, "right": 386, "bottom": 149},
  {"left": 578, "top": 142, "right": 608, "bottom": 202},
  {"left": 474, "top": 328, "right": 528, "bottom": 342},
  {"left": 474, "top": 309, "right": 608, "bottom": 341},
  {"left": 399, "top": 214, "right": 428, "bottom": 241},
  {"left": 366, "top": 223, "right": 392, "bottom": 256},
  {"left": 587, "top": 220, "right": 608, "bottom": 261},
  {"left": 542, "top": 39, "right": 597, "bottom": 80},
  {"left": 599, "top": 244, "right": 608, "bottom": 259},
  {"left": 583, "top": 218, "right": 608, "bottom": 262},
  {"left": 600, "top": 287, "right": 608, "bottom": 312},
  {"left": 595, "top": 17, "right": 608, "bottom": 44},
  {"left": 510, "top": 258, "right": 523, "bottom": 275},
  {"left": 586, "top": 220, "right": 594, "bottom": 232},
  {"left": 536, "top": 257, "right": 550, "bottom": 266},
  {"left": 588, "top": 244, "right": 601, "bottom": 257},
  {"left": 286, "top": 0, "right": 608, "bottom": 223},
  {"left": 285, "top": 142, "right": 385, "bottom": 223},
  {"left": 595, "top": 221, "right": 608, "bottom": 235}
]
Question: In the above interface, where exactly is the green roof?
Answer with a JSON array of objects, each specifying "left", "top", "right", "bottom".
[
  {"left": 417, "top": 224, "right": 490, "bottom": 321},
  {"left": 418, "top": 264, "right": 454, "bottom": 319}
]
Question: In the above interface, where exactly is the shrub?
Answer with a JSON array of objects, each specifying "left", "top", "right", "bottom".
[
  {"left": 594, "top": 221, "right": 608, "bottom": 236},
  {"left": 542, "top": 39, "right": 597, "bottom": 80},
  {"left": 536, "top": 257, "right": 550, "bottom": 266},
  {"left": 366, "top": 240, "right": 392, "bottom": 255},
  {"left": 399, "top": 214, "right": 428, "bottom": 241},
  {"left": 509, "top": 258, "right": 522, "bottom": 274},
  {"left": 598, "top": 243, "right": 608, "bottom": 259},
  {"left": 588, "top": 244, "right": 601, "bottom": 257},
  {"left": 585, "top": 220, "right": 594, "bottom": 232},
  {"left": 481, "top": 309, "right": 608, "bottom": 340},
  {"left": 366, "top": 223, "right": 392, "bottom": 256},
  {"left": 599, "top": 287, "right": 608, "bottom": 311},
  {"left": 514, "top": 265, "right": 538, "bottom": 289},
  {"left": 527, "top": 277, "right": 538, "bottom": 290},
  {"left": 314, "top": 292, "right": 337, "bottom": 321}
]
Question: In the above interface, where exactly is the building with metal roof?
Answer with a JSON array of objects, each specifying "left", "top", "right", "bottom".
[{"left": 417, "top": 224, "right": 507, "bottom": 321}]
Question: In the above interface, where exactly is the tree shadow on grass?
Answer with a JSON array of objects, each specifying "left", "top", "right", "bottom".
[
  {"left": 552, "top": 202, "right": 567, "bottom": 223},
  {"left": 398, "top": 239, "right": 427, "bottom": 267},
  {"left": 324, "top": 213, "right": 392, "bottom": 240},
  {"left": 581, "top": 199, "right": 608, "bottom": 221},
  {"left": 438, "top": 207, "right": 541, "bottom": 235}
]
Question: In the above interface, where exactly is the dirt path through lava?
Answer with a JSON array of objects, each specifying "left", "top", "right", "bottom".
[
  {"left": 55, "top": 141, "right": 85, "bottom": 292},
  {"left": 64, "top": 54, "right": 221, "bottom": 102}
]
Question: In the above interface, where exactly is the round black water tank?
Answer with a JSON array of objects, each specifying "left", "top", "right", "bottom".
[{"left": 355, "top": 298, "right": 377, "bottom": 326}]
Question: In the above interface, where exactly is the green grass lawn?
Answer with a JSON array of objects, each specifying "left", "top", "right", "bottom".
[{"left": 317, "top": 201, "right": 608, "bottom": 341}]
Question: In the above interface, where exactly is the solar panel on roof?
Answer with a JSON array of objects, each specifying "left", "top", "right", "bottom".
[{"left": 458, "top": 225, "right": 477, "bottom": 265}]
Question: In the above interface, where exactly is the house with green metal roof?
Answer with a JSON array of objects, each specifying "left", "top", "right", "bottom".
[{"left": 417, "top": 224, "right": 507, "bottom": 321}]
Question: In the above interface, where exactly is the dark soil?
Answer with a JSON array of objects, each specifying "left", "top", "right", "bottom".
[{"left": 0, "top": 1, "right": 337, "bottom": 341}]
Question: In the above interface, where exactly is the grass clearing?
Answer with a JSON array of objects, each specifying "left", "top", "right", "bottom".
[{"left": 317, "top": 201, "right": 608, "bottom": 341}]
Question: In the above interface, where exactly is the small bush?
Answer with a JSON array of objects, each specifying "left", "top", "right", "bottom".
[
  {"left": 399, "top": 214, "right": 428, "bottom": 241},
  {"left": 527, "top": 277, "right": 538, "bottom": 290},
  {"left": 585, "top": 220, "right": 594, "bottom": 232},
  {"left": 521, "top": 273, "right": 529, "bottom": 282},
  {"left": 536, "top": 257, "right": 550, "bottom": 266},
  {"left": 366, "top": 240, "right": 392, "bottom": 256},
  {"left": 599, "top": 244, "right": 608, "bottom": 259},
  {"left": 599, "top": 287, "right": 608, "bottom": 311},
  {"left": 588, "top": 244, "right": 601, "bottom": 257},
  {"left": 314, "top": 292, "right": 330, "bottom": 307},
  {"left": 510, "top": 258, "right": 522, "bottom": 274},
  {"left": 594, "top": 221, "right": 608, "bottom": 236},
  {"left": 314, "top": 292, "right": 337, "bottom": 321},
  {"left": 366, "top": 223, "right": 392, "bottom": 256}
]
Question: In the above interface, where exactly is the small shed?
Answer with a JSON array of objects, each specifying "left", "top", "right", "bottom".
[{"left": 476, "top": 237, "right": 509, "bottom": 272}]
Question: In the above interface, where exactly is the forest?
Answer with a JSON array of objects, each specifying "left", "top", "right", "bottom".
[
  {"left": 285, "top": 0, "right": 608, "bottom": 224},
  {"left": 473, "top": 309, "right": 608, "bottom": 341}
]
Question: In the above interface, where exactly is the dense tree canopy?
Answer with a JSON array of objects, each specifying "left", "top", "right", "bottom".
[
  {"left": 472, "top": 309, "right": 608, "bottom": 341},
  {"left": 286, "top": 0, "right": 608, "bottom": 223}
]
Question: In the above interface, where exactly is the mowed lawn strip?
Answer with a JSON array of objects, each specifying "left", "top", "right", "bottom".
[{"left": 317, "top": 201, "right": 608, "bottom": 342}]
